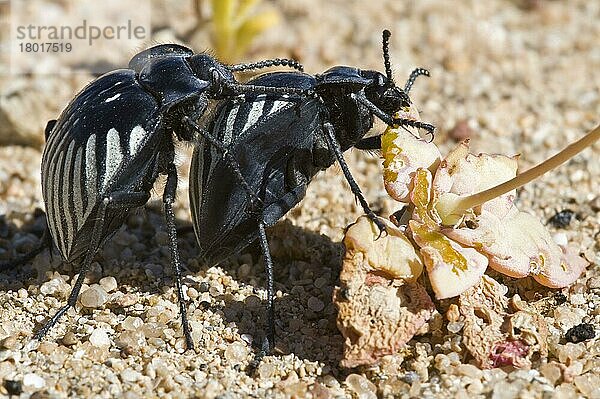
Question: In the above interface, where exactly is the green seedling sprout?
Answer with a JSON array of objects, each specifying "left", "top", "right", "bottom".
[
  {"left": 211, "top": 0, "right": 280, "bottom": 62},
  {"left": 436, "top": 125, "right": 600, "bottom": 225}
]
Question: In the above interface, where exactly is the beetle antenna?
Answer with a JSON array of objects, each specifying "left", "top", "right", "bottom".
[
  {"left": 404, "top": 68, "right": 430, "bottom": 93},
  {"left": 382, "top": 30, "right": 393, "bottom": 83},
  {"left": 230, "top": 58, "right": 304, "bottom": 73}
]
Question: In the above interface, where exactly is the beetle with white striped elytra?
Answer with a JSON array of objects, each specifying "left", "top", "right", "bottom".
[
  {"left": 37, "top": 44, "right": 306, "bottom": 350},
  {"left": 185, "top": 30, "right": 435, "bottom": 356}
]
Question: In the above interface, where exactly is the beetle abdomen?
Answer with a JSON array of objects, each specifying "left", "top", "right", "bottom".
[
  {"left": 190, "top": 90, "right": 322, "bottom": 266},
  {"left": 41, "top": 70, "right": 161, "bottom": 260}
]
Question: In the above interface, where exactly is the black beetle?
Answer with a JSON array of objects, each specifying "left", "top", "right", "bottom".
[
  {"left": 185, "top": 30, "right": 434, "bottom": 353},
  {"left": 35, "top": 44, "right": 305, "bottom": 350}
]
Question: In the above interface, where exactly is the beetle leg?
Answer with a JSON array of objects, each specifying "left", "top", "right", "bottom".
[
  {"left": 354, "top": 135, "right": 382, "bottom": 151},
  {"left": 257, "top": 220, "right": 275, "bottom": 354},
  {"left": 163, "top": 163, "right": 195, "bottom": 351},
  {"left": 322, "top": 122, "right": 387, "bottom": 238},
  {"left": 183, "top": 116, "right": 264, "bottom": 209},
  {"left": 33, "top": 191, "right": 150, "bottom": 341},
  {"left": 352, "top": 91, "right": 436, "bottom": 140}
]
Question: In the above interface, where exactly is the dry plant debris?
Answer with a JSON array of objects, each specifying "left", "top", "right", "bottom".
[
  {"left": 333, "top": 216, "right": 434, "bottom": 367},
  {"left": 335, "top": 121, "right": 597, "bottom": 367}
]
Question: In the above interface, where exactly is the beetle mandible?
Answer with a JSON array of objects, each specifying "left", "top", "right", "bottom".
[
  {"left": 185, "top": 30, "right": 435, "bottom": 354},
  {"left": 35, "top": 44, "right": 307, "bottom": 350}
]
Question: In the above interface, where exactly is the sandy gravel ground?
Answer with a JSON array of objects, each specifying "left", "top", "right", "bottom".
[{"left": 0, "top": 0, "right": 599, "bottom": 398}]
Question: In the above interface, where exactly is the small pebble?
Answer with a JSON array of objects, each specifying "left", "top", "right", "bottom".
[
  {"left": 446, "top": 304, "right": 460, "bottom": 322},
  {"left": 22, "top": 373, "right": 45, "bottom": 390},
  {"left": 61, "top": 332, "right": 78, "bottom": 346},
  {"left": 120, "top": 369, "right": 141, "bottom": 383},
  {"left": 0, "top": 335, "right": 18, "bottom": 350},
  {"left": 114, "top": 293, "right": 138, "bottom": 307},
  {"left": 447, "top": 321, "right": 464, "bottom": 333},
  {"left": 199, "top": 282, "right": 210, "bottom": 293},
  {"left": 574, "top": 374, "right": 600, "bottom": 398},
  {"left": 240, "top": 334, "right": 253, "bottom": 345},
  {"left": 345, "top": 374, "right": 377, "bottom": 399},
  {"left": 448, "top": 119, "right": 473, "bottom": 141},
  {"left": 187, "top": 287, "right": 199, "bottom": 300},
  {"left": 99, "top": 276, "right": 118, "bottom": 293},
  {"left": 314, "top": 277, "right": 328, "bottom": 289},
  {"left": 565, "top": 323, "right": 595, "bottom": 343},
  {"left": 307, "top": 296, "right": 325, "bottom": 312},
  {"left": 89, "top": 328, "right": 111, "bottom": 347},
  {"left": 569, "top": 293, "right": 586, "bottom": 305},
  {"left": 400, "top": 371, "right": 419, "bottom": 384},
  {"left": 224, "top": 342, "right": 248, "bottom": 364},
  {"left": 80, "top": 284, "right": 108, "bottom": 308},
  {"left": 554, "top": 292, "right": 567, "bottom": 305},
  {"left": 121, "top": 316, "right": 143, "bottom": 331},
  {"left": 456, "top": 364, "right": 482, "bottom": 379},
  {"left": 540, "top": 362, "right": 562, "bottom": 385},
  {"left": 257, "top": 363, "right": 275, "bottom": 379},
  {"left": 552, "top": 232, "right": 568, "bottom": 247}
]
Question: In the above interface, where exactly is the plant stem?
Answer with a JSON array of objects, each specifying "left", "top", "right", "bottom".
[{"left": 450, "top": 124, "right": 600, "bottom": 214}]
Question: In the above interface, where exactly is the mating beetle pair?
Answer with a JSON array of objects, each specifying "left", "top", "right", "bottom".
[{"left": 20, "top": 30, "right": 434, "bottom": 354}]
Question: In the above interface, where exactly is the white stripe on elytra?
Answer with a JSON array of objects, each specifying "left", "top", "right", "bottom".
[
  {"left": 223, "top": 105, "right": 239, "bottom": 145},
  {"left": 242, "top": 99, "right": 265, "bottom": 133},
  {"left": 62, "top": 140, "right": 76, "bottom": 255},
  {"left": 53, "top": 149, "right": 67, "bottom": 256},
  {"left": 129, "top": 125, "right": 146, "bottom": 156},
  {"left": 45, "top": 148, "right": 59, "bottom": 253},
  {"left": 84, "top": 134, "right": 97, "bottom": 218},
  {"left": 102, "top": 128, "right": 123, "bottom": 190},
  {"left": 270, "top": 100, "right": 288, "bottom": 115},
  {"left": 73, "top": 145, "right": 85, "bottom": 229},
  {"left": 105, "top": 93, "right": 121, "bottom": 102}
]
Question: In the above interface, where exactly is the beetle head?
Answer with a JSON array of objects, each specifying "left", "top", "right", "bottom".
[{"left": 187, "top": 53, "right": 236, "bottom": 92}]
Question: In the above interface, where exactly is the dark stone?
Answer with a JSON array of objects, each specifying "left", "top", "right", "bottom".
[
  {"left": 3, "top": 379, "right": 23, "bottom": 395},
  {"left": 565, "top": 323, "right": 595, "bottom": 343},
  {"left": 548, "top": 209, "right": 575, "bottom": 228},
  {"left": 199, "top": 281, "right": 210, "bottom": 293},
  {"left": 553, "top": 292, "right": 567, "bottom": 305}
]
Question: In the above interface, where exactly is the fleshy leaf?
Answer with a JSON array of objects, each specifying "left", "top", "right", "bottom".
[
  {"left": 444, "top": 208, "right": 587, "bottom": 286},
  {"left": 433, "top": 140, "right": 519, "bottom": 219},
  {"left": 411, "top": 220, "right": 488, "bottom": 299},
  {"left": 381, "top": 107, "right": 441, "bottom": 203},
  {"left": 343, "top": 216, "right": 423, "bottom": 282}
]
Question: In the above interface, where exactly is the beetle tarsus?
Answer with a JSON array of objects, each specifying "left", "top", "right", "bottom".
[{"left": 370, "top": 215, "right": 388, "bottom": 240}]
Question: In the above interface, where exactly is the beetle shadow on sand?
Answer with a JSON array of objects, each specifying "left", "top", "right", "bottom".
[
  {"left": 211, "top": 220, "right": 348, "bottom": 368},
  {"left": 0, "top": 204, "right": 348, "bottom": 369}
]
